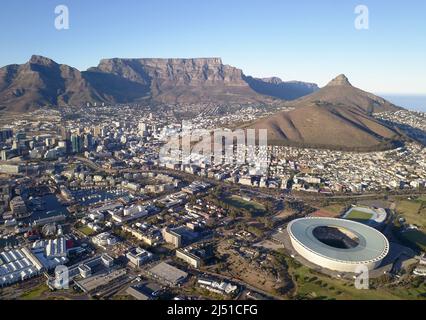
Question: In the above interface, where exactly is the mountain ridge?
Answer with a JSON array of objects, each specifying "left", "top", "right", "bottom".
[
  {"left": 0, "top": 55, "right": 320, "bottom": 112},
  {"left": 244, "top": 75, "right": 320, "bottom": 101}
]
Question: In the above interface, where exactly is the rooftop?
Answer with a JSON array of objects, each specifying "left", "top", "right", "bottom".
[{"left": 288, "top": 217, "right": 390, "bottom": 263}]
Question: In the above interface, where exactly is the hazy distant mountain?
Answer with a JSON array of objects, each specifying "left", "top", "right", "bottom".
[
  {"left": 243, "top": 75, "right": 319, "bottom": 100},
  {"left": 0, "top": 56, "right": 320, "bottom": 112},
  {"left": 242, "top": 75, "right": 403, "bottom": 151}
]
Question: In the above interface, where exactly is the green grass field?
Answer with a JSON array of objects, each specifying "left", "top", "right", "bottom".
[
  {"left": 281, "top": 254, "right": 426, "bottom": 300},
  {"left": 346, "top": 210, "right": 374, "bottom": 221},
  {"left": 394, "top": 197, "right": 426, "bottom": 252},
  {"left": 19, "top": 283, "right": 50, "bottom": 300},
  {"left": 417, "top": 195, "right": 426, "bottom": 202},
  {"left": 396, "top": 199, "right": 425, "bottom": 228},
  {"left": 223, "top": 195, "right": 266, "bottom": 214},
  {"left": 319, "top": 204, "right": 346, "bottom": 216},
  {"left": 289, "top": 264, "right": 396, "bottom": 300},
  {"left": 401, "top": 229, "right": 426, "bottom": 251}
]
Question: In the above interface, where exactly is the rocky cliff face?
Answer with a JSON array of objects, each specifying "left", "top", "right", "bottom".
[
  {"left": 0, "top": 55, "right": 321, "bottom": 112},
  {"left": 94, "top": 58, "right": 247, "bottom": 86},
  {"left": 90, "top": 57, "right": 258, "bottom": 104},
  {"left": 0, "top": 55, "right": 102, "bottom": 112}
]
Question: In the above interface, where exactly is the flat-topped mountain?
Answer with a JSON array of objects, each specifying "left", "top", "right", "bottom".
[
  {"left": 0, "top": 56, "right": 319, "bottom": 112},
  {"left": 90, "top": 57, "right": 265, "bottom": 104},
  {"left": 94, "top": 58, "right": 245, "bottom": 85},
  {"left": 242, "top": 75, "right": 403, "bottom": 151}
]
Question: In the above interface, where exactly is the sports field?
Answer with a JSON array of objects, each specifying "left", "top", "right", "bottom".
[{"left": 345, "top": 210, "right": 373, "bottom": 221}]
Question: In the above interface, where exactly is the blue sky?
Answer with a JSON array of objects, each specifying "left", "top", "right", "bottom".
[{"left": 0, "top": 0, "right": 425, "bottom": 94}]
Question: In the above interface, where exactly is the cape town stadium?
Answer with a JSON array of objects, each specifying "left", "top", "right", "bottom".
[{"left": 287, "top": 218, "right": 390, "bottom": 273}]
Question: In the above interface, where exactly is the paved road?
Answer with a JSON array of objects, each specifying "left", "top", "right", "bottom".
[{"left": 74, "top": 156, "right": 425, "bottom": 203}]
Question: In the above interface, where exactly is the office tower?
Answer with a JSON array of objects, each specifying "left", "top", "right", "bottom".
[{"left": 71, "top": 134, "right": 83, "bottom": 154}]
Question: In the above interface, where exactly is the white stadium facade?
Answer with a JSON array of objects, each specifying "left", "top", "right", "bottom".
[{"left": 288, "top": 217, "right": 389, "bottom": 273}]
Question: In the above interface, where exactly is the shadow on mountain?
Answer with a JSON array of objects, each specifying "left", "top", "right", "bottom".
[
  {"left": 82, "top": 71, "right": 151, "bottom": 103},
  {"left": 379, "top": 119, "right": 426, "bottom": 146},
  {"left": 243, "top": 75, "right": 319, "bottom": 100},
  {"left": 266, "top": 138, "right": 405, "bottom": 152},
  {"left": 28, "top": 62, "right": 68, "bottom": 105}
]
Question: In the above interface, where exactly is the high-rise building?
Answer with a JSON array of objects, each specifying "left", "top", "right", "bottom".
[
  {"left": 60, "top": 126, "right": 71, "bottom": 140},
  {"left": 0, "top": 149, "right": 19, "bottom": 161},
  {"left": 15, "top": 132, "right": 26, "bottom": 142},
  {"left": 138, "top": 122, "right": 148, "bottom": 135},
  {"left": 84, "top": 134, "right": 94, "bottom": 151},
  {"left": 0, "top": 128, "right": 13, "bottom": 142},
  {"left": 71, "top": 134, "right": 83, "bottom": 154},
  {"left": 93, "top": 126, "right": 103, "bottom": 137}
]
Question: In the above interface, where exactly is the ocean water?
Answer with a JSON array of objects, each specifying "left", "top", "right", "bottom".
[{"left": 381, "top": 95, "right": 426, "bottom": 112}]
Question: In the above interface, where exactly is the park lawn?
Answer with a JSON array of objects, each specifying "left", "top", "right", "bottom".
[
  {"left": 397, "top": 200, "right": 422, "bottom": 215},
  {"left": 20, "top": 283, "right": 50, "bottom": 300},
  {"left": 289, "top": 264, "right": 398, "bottom": 300},
  {"left": 421, "top": 206, "right": 426, "bottom": 221},
  {"left": 319, "top": 204, "right": 346, "bottom": 216},
  {"left": 401, "top": 229, "right": 426, "bottom": 251},
  {"left": 283, "top": 255, "right": 424, "bottom": 300},
  {"left": 396, "top": 200, "right": 425, "bottom": 228},
  {"left": 417, "top": 195, "right": 426, "bottom": 202},
  {"left": 387, "top": 280, "right": 426, "bottom": 300},
  {"left": 224, "top": 195, "right": 266, "bottom": 214},
  {"left": 346, "top": 210, "right": 373, "bottom": 221}
]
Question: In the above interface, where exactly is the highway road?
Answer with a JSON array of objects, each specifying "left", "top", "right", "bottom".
[{"left": 74, "top": 156, "right": 425, "bottom": 204}]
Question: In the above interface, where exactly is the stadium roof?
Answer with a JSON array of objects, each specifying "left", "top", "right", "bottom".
[{"left": 288, "top": 218, "right": 389, "bottom": 264}]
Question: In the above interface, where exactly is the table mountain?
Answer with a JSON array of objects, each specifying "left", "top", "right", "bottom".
[
  {"left": 90, "top": 57, "right": 267, "bottom": 104},
  {"left": 0, "top": 56, "right": 320, "bottom": 112}
]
